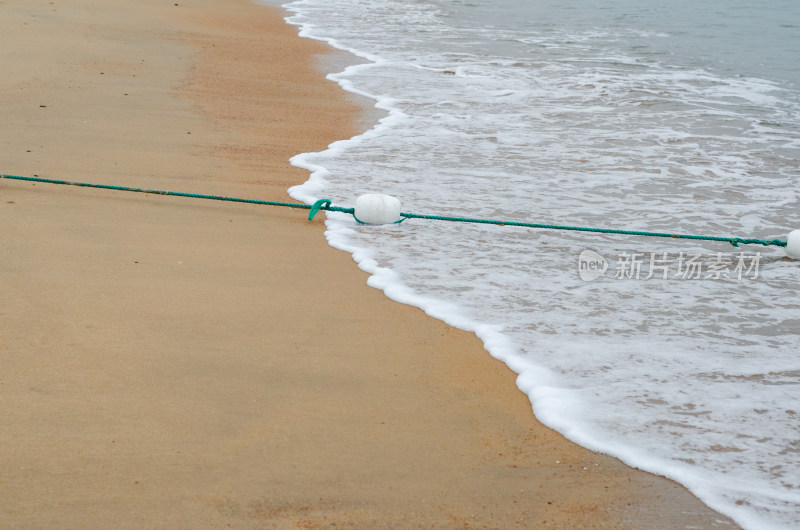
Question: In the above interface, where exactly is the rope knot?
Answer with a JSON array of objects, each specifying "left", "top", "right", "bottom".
[{"left": 308, "top": 198, "right": 332, "bottom": 221}]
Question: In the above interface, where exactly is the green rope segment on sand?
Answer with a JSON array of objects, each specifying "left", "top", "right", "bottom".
[
  {"left": 0, "top": 173, "right": 354, "bottom": 217},
  {"left": 1, "top": 173, "right": 787, "bottom": 248}
]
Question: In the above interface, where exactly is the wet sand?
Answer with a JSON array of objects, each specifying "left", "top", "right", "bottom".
[{"left": 0, "top": 0, "right": 736, "bottom": 527}]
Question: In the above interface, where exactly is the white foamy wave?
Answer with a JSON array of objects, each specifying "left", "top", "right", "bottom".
[{"left": 277, "top": 0, "right": 800, "bottom": 527}]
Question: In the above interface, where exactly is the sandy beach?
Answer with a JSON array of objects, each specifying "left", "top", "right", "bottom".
[{"left": 0, "top": 0, "right": 736, "bottom": 528}]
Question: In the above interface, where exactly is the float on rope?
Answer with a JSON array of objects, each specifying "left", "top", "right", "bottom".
[
  {"left": 787, "top": 230, "right": 800, "bottom": 259},
  {"left": 353, "top": 193, "right": 403, "bottom": 225}
]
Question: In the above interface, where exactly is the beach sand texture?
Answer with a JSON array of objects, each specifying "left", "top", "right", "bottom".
[{"left": 1, "top": 0, "right": 737, "bottom": 528}]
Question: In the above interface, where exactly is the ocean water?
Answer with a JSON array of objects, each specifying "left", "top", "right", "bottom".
[{"left": 266, "top": 0, "right": 800, "bottom": 527}]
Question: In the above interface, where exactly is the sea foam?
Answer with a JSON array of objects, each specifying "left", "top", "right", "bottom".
[{"left": 274, "top": 0, "right": 800, "bottom": 527}]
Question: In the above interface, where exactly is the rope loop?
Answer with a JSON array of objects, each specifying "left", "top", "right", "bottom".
[{"left": 308, "top": 198, "right": 332, "bottom": 221}]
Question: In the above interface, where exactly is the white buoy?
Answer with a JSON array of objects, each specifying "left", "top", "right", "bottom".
[
  {"left": 786, "top": 230, "right": 800, "bottom": 259},
  {"left": 354, "top": 194, "right": 402, "bottom": 225}
]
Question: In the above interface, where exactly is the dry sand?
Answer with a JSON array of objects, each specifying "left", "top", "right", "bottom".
[{"left": 0, "top": 0, "right": 737, "bottom": 528}]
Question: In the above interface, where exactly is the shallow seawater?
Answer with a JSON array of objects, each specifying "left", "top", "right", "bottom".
[{"left": 266, "top": 0, "right": 800, "bottom": 527}]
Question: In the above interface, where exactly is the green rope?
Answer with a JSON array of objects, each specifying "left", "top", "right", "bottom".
[
  {"left": 398, "top": 212, "right": 787, "bottom": 248},
  {"left": 0, "top": 173, "right": 353, "bottom": 219},
  {"left": 1, "top": 173, "right": 786, "bottom": 248}
]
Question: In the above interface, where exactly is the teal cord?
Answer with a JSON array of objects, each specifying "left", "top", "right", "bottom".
[
  {"left": 0, "top": 173, "right": 354, "bottom": 216},
  {"left": 1, "top": 173, "right": 787, "bottom": 248},
  {"left": 398, "top": 212, "right": 787, "bottom": 248}
]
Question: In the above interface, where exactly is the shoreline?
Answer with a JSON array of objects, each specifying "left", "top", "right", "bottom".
[{"left": 0, "top": 0, "right": 737, "bottom": 527}]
